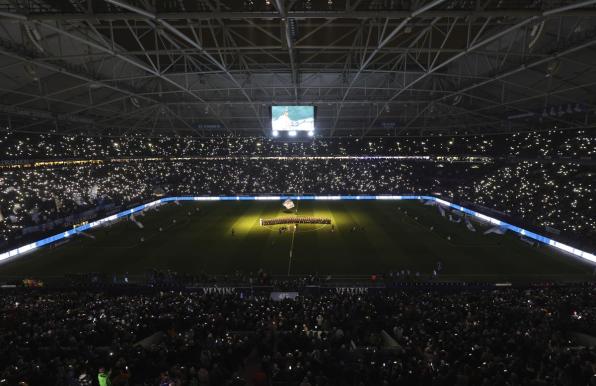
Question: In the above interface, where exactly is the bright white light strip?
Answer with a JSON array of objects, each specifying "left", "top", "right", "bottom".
[
  {"left": 434, "top": 198, "right": 452, "bottom": 207},
  {"left": 314, "top": 196, "right": 341, "bottom": 200},
  {"left": 0, "top": 195, "right": 593, "bottom": 265},
  {"left": 377, "top": 195, "right": 402, "bottom": 200},
  {"left": 255, "top": 196, "right": 281, "bottom": 200},
  {"left": 474, "top": 212, "right": 502, "bottom": 225}
]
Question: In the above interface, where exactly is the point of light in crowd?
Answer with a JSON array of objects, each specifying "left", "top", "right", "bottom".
[
  {"left": 308, "top": 130, "right": 314, "bottom": 137},
  {"left": 272, "top": 130, "right": 279, "bottom": 137}
]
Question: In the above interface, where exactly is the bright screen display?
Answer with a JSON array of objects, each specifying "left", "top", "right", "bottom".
[{"left": 271, "top": 106, "right": 314, "bottom": 134}]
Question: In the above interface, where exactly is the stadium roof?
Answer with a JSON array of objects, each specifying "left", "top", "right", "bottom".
[{"left": 0, "top": 0, "right": 595, "bottom": 137}]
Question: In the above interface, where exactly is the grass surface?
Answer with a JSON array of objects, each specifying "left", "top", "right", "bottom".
[{"left": 0, "top": 200, "right": 592, "bottom": 280}]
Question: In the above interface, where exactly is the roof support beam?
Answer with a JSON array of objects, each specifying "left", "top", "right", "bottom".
[
  {"left": 285, "top": 20, "right": 299, "bottom": 100},
  {"left": 273, "top": 0, "right": 299, "bottom": 100},
  {"left": 105, "top": 0, "right": 267, "bottom": 132},
  {"left": 5, "top": 9, "right": 596, "bottom": 21},
  {"left": 331, "top": 17, "right": 441, "bottom": 134},
  {"left": 331, "top": 0, "right": 446, "bottom": 133},
  {"left": 0, "top": 11, "right": 224, "bottom": 133},
  {"left": 402, "top": 36, "right": 596, "bottom": 129},
  {"left": 34, "top": 21, "right": 224, "bottom": 132},
  {"left": 0, "top": 42, "right": 196, "bottom": 133},
  {"left": 362, "top": 0, "right": 596, "bottom": 135},
  {"left": 0, "top": 103, "right": 93, "bottom": 124}
]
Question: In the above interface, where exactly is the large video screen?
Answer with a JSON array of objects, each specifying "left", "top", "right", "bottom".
[{"left": 271, "top": 106, "right": 314, "bottom": 136}]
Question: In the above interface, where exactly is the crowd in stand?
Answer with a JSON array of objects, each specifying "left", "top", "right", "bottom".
[
  {"left": 0, "top": 130, "right": 594, "bottom": 250},
  {"left": 1, "top": 286, "right": 595, "bottom": 386},
  {"left": 0, "top": 130, "right": 595, "bottom": 386},
  {"left": 0, "top": 129, "right": 594, "bottom": 159}
]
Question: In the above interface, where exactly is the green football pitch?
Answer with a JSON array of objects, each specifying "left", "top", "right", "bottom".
[{"left": 0, "top": 200, "right": 592, "bottom": 281}]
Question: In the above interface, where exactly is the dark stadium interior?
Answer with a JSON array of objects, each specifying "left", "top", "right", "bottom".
[{"left": 0, "top": 1, "right": 596, "bottom": 385}]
